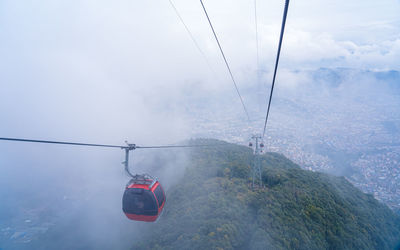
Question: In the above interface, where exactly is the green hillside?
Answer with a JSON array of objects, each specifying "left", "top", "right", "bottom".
[{"left": 134, "top": 139, "right": 400, "bottom": 250}]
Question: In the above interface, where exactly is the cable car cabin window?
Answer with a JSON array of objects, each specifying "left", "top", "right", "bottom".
[
  {"left": 154, "top": 185, "right": 165, "bottom": 206},
  {"left": 122, "top": 188, "right": 158, "bottom": 216}
]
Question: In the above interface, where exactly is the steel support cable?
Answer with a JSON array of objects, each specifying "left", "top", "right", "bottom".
[
  {"left": 0, "top": 137, "right": 123, "bottom": 148},
  {"left": 136, "top": 144, "right": 222, "bottom": 149},
  {"left": 254, "top": 0, "right": 262, "bottom": 111},
  {"left": 0, "top": 137, "right": 225, "bottom": 150},
  {"left": 254, "top": 0, "right": 260, "bottom": 78},
  {"left": 167, "top": 0, "right": 217, "bottom": 76},
  {"left": 199, "top": 0, "right": 251, "bottom": 123},
  {"left": 262, "top": 0, "right": 290, "bottom": 139}
]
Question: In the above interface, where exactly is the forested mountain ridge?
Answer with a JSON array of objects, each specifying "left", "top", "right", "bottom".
[{"left": 134, "top": 139, "right": 400, "bottom": 250}]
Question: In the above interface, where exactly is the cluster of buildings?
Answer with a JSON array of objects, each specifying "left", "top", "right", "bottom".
[{"left": 189, "top": 99, "right": 400, "bottom": 211}]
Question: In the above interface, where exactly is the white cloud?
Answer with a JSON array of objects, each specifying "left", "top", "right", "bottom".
[
  {"left": 264, "top": 28, "right": 400, "bottom": 71},
  {"left": 0, "top": 0, "right": 399, "bottom": 144}
]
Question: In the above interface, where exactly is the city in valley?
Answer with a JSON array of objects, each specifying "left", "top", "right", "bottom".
[{"left": 189, "top": 69, "right": 400, "bottom": 212}]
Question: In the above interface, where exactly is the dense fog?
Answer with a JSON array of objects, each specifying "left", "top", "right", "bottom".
[{"left": 1, "top": 0, "right": 399, "bottom": 248}]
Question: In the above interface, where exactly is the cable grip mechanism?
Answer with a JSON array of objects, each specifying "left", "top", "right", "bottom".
[{"left": 122, "top": 141, "right": 136, "bottom": 178}]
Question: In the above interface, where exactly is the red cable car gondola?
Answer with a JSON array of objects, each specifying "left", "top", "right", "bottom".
[{"left": 122, "top": 174, "right": 166, "bottom": 222}]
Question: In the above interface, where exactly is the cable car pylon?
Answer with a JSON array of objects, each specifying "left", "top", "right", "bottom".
[{"left": 249, "top": 134, "right": 263, "bottom": 188}]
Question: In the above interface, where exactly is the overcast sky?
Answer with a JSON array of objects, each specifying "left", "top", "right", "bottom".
[
  {"left": 0, "top": 0, "right": 398, "bottom": 159},
  {"left": 1, "top": 0, "right": 399, "bottom": 142}
]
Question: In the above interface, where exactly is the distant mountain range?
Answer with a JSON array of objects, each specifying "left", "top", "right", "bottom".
[{"left": 310, "top": 68, "right": 400, "bottom": 89}]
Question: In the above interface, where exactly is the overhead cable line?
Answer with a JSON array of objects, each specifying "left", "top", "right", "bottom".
[
  {"left": 0, "top": 137, "right": 123, "bottom": 149},
  {"left": 199, "top": 0, "right": 251, "bottom": 122},
  {"left": 136, "top": 144, "right": 222, "bottom": 149},
  {"left": 262, "top": 0, "right": 290, "bottom": 139},
  {"left": 0, "top": 137, "right": 224, "bottom": 150},
  {"left": 167, "top": 0, "right": 217, "bottom": 76},
  {"left": 254, "top": 0, "right": 260, "bottom": 79}
]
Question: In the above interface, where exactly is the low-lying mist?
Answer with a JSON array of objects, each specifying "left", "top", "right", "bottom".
[{"left": 0, "top": 140, "right": 189, "bottom": 249}]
